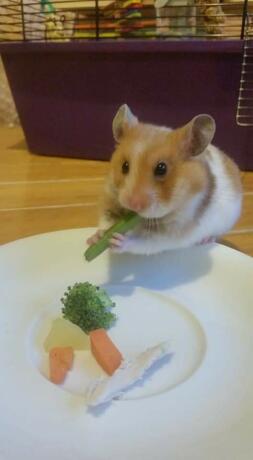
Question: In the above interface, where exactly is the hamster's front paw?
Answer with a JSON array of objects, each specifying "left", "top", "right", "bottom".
[
  {"left": 109, "top": 232, "right": 131, "bottom": 253},
  {"left": 86, "top": 229, "right": 105, "bottom": 246},
  {"left": 197, "top": 236, "right": 216, "bottom": 246}
]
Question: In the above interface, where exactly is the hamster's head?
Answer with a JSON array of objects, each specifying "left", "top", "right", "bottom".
[{"left": 110, "top": 105, "right": 216, "bottom": 219}]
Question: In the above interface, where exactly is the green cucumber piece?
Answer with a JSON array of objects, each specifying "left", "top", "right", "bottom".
[{"left": 84, "top": 212, "right": 141, "bottom": 262}]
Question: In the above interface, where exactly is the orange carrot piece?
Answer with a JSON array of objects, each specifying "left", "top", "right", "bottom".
[
  {"left": 59, "top": 347, "right": 74, "bottom": 369},
  {"left": 49, "top": 347, "right": 74, "bottom": 384},
  {"left": 90, "top": 329, "right": 122, "bottom": 376},
  {"left": 50, "top": 363, "right": 68, "bottom": 385},
  {"left": 50, "top": 347, "right": 74, "bottom": 370}
]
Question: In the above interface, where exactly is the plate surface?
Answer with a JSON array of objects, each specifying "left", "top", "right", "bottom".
[
  {"left": 30, "top": 285, "right": 206, "bottom": 400},
  {"left": 0, "top": 228, "right": 253, "bottom": 460}
]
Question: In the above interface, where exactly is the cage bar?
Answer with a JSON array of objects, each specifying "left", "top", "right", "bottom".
[
  {"left": 0, "top": 0, "right": 250, "bottom": 42},
  {"left": 237, "top": 11, "right": 253, "bottom": 126}
]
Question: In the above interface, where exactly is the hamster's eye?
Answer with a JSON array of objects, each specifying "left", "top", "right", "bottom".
[
  {"left": 122, "top": 161, "right": 129, "bottom": 175},
  {"left": 154, "top": 162, "right": 167, "bottom": 177}
]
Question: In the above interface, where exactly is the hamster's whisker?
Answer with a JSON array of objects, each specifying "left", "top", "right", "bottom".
[
  {"left": 155, "top": 218, "right": 159, "bottom": 232},
  {"left": 151, "top": 218, "right": 155, "bottom": 233},
  {"left": 148, "top": 218, "right": 152, "bottom": 236},
  {"left": 148, "top": 218, "right": 155, "bottom": 237}
]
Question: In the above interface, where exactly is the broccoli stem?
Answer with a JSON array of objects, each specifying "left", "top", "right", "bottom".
[{"left": 84, "top": 211, "right": 141, "bottom": 262}]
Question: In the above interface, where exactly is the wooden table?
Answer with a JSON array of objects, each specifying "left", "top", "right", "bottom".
[{"left": 0, "top": 124, "right": 252, "bottom": 256}]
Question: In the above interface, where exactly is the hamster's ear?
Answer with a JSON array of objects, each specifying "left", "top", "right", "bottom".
[
  {"left": 112, "top": 104, "right": 138, "bottom": 142},
  {"left": 181, "top": 114, "right": 216, "bottom": 157}
]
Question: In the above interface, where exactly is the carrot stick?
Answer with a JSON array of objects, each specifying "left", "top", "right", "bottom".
[
  {"left": 90, "top": 329, "right": 122, "bottom": 376},
  {"left": 49, "top": 346, "right": 74, "bottom": 384}
]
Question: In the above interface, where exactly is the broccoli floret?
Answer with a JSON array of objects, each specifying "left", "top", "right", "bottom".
[{"left": 61, "top": 282, "right": 117, "bottom": 334}]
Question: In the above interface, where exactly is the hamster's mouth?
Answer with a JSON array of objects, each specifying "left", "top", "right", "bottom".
[
  {"left": 119, "top": 197, "right": 171, "bottom": 220},
  {"left": 138, "top": 207, "right": 170, "bottom": 220},
  {"left": 119, "top": 205, "right": 170, "bottom": 220}
]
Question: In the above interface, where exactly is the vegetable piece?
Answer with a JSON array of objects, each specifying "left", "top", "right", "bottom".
[
  {"left": 50, "top": 363, "right": 67, "bottom": 385},
  {"left": 50, "top": 347, "right": 74, "bottom": 369},
  {"left": 86, "top": 341, "right": 171, "bottom": 407},
  {"left": 61, "top": 282, "right": 117, "bottom": 334},
  {"left": 49, "top": 346, "right": 74, "bottom": 384},
  {"left": 84, "top": 211, "right": 141, "bottom": 262},
  {"left": 90, "top": 329, "right": 122, "bottom": 376},
  {"left": 44, "top": 317, "right": 89, "bottom": 352}
]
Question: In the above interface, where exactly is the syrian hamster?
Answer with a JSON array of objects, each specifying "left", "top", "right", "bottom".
[{"left": 87, "top": 105, "right": 242, "bottom": 255}]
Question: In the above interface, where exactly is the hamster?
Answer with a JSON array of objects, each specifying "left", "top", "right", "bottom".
[{"left": 87, "top": 104, "right": 242, "bottom": 255}]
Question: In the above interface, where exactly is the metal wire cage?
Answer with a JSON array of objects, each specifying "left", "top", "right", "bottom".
[
  {"left": 236, "top": 4, "right": 253, "bottom": 125},
  {"left": 0, "top": 0, "right": 250, "bottom": 42}
]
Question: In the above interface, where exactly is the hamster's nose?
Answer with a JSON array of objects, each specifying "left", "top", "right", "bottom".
[{"left": 126, "top": 196, "right": 148, "bottom": 212}]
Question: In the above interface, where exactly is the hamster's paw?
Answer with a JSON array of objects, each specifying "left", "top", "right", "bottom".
[
  {"left": 86, "top": 229, "right": 105, "bottom": 246},
  {"left": 109, "top": 233, "right": 130, "bottom": 253},
  {"left": 197, "top": 236, "right": 216, "bottom": 246}
]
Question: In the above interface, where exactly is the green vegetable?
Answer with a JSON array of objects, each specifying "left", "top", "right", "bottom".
[
  {"left": 61, "top": 282, "right": 116, "bottom": 334},
  {"left": 84, "top": 211, "right": 141, "bottom": 262}
]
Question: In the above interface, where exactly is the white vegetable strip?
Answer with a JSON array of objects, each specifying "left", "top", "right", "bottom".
[{"left": 85, "top": 341, "right": 171, "bottom": 407}]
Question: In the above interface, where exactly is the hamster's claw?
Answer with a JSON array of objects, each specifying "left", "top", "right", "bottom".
[
  {"left": 197, "top": 236, "right": 216, "bottom": 246},
  {"left": 86, "top": 229, "right": 105, "bottom": 246},
  {"left": 109, "top": 233, "right": 128, "bottom": 252}
]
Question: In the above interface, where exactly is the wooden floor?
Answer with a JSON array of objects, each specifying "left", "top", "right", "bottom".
[{"left": 0, "top": 125, "right": 253, "bottom": 256}]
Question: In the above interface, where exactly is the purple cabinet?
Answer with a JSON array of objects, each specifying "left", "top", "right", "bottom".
[{"left": 1, "top": 40, "right": 252, "bottom": 169}]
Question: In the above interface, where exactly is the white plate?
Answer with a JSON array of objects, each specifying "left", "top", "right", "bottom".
[
  {"left": 0, "top": 228, "right": 253, "bottom": 460},
  {"left": 30, "top": 286, "right": 205, "bottom": 401}
]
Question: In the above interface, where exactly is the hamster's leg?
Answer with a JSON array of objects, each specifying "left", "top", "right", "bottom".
[
  {"left": 109, "top": 233, "right": 128, "bottom": 251},
  {"left": 86, "top": 229, "right": 105, "bottom": 246},
  {"left": 109, "top": 232, "right": 154, "bottom": 254},
  {"left": 197, "top": 236, "right": 216, "bottom": 245},
  {"left": 86, "top": 214, "right": 115, "bottom": 246}
]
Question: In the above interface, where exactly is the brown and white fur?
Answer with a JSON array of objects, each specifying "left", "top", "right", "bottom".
[{"left": 87, "top": 105, "right": 242, "bottom": 255}]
